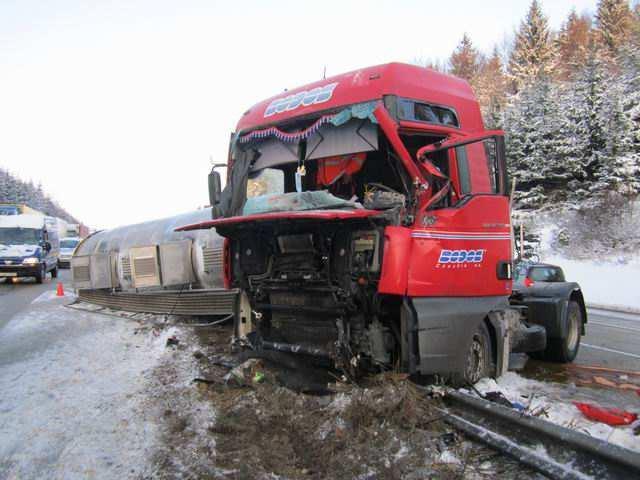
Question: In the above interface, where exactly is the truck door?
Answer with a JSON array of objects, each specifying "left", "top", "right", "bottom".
[{"left": 407, "top": 135, "right": 512, "bottom": 298}]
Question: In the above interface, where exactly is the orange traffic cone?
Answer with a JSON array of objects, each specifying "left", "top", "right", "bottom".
[{"left": 56, "top": 282, "right": 64, "bottom": 297}]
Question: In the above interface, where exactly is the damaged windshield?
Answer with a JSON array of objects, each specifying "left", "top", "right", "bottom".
[{"left": 233, "top": 103, "right": 410, "bottom": 216}]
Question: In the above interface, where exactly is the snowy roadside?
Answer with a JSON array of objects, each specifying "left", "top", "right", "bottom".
[
  {"left": 524, "top": 204, "right": 640, "bottom": 311},
  {"left": 0, "top": 294, "right": 216, "bottom": 479},
  {"left": 468, "top": 372, "right": 640, "bottom": 454},
  {"left": 544, "top": 254, "right": 640, "bottom": 311}
]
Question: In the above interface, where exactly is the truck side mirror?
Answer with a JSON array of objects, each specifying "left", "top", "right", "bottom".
[{"left": 208, "top": 170, "right": 222, "bottom": 206}]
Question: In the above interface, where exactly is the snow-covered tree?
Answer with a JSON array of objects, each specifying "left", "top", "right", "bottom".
[
  {"left": 508, "top": 0, "right": 557, "bottom": 91},
  {"left": 0, "top": 166, "right": 79, "bottom": 222},
  {"left": 594, "top": 78, "right": 640, "bottom": 195},
  {"left": 504, "top": 76, "right": 574, "bottom": 207}
]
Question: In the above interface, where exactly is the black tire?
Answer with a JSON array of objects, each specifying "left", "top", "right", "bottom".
[
  {"left": 35, "top": 264, "right": 46, "bottom": 284},
  {"left": 51, "top": 266, "right": 58, "bottom": 279},
  {"left": 450, "top": 322, "right": 494, "bottom": 386},
  {"left": 536, "top": 300, "right": 582, "bottom": 363}
]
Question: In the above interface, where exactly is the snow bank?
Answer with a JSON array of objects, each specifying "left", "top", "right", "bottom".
[
  {"left": 471, "top": 372, "right": 640, "bottom": 453},
  {"left": 0, "top": 295, "right": 213, "bottom": 479},
  {"left": 543, "top": 254, "right": 640, "bottom": 310}
]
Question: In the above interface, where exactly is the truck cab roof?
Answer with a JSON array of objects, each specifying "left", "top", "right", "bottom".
[{"left": 236, "top": 62, "right": 484, "bottom": 133}]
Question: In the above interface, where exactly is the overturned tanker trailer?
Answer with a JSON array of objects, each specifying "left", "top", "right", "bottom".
[
  {"left": 71, "top": 208, "right": 237, "bottom": 316},
  {"left": 177, "top": 63, "right": 586, "bottom": 384}
]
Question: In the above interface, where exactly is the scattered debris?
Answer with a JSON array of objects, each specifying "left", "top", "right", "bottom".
[
  {"left": 223, "top": 358, "right": 264, "bottom": 387},
  {"left": 165, "top": 335, "right": 179, "bottom": 347},
  {"left": 573, "top": 402, "right": 638, "bottom": 426}
]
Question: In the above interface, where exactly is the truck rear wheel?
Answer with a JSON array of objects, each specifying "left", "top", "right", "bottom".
[
  {"left": 536, "top": 300, "right": 582, "bottom": 363},
  {"left": 451, "top": 322, "right": 494, "bottom": 386}
]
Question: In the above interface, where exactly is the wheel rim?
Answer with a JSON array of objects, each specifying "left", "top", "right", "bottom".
[
  {"left": 466, "top": 336, "right": 486, "bottom": 384},
  {"left": 566, "top": 308, "right": 580, "bottom": 353}
]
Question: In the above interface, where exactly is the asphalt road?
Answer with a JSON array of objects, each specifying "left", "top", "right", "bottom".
[
  {"left": 0, "top": 268, "right": 72, "bottom": 331},
  {"left": 576, "top": 307, "right": 640, "bottom": 371}
]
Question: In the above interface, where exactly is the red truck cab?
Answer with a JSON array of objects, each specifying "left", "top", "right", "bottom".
[{"left": 180, "top": 63, "right": 547, "bottom": 383}]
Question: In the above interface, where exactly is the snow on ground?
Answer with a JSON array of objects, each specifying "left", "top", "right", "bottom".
[
  {"left": 30, "top": 289, "right": 76, "bottom": 303},
  {"left": 543, "top": 254, "right": 640, "bottom": 310},
  {"left": 525, "top": 201, "right": 640, "bottom": 310},
  {"left": 0, "top": 294, "right": 215, "bottom": 479},
  {"left": 470, "top": 372, "right": 640, "bottom": 453}
]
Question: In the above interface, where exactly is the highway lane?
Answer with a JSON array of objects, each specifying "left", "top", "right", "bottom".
[
  {"left": 575, "top": 308, "right": 640, "bottom": 372},
  {"left": 0, "top": 269, "right": 72, "bottom": 331}
]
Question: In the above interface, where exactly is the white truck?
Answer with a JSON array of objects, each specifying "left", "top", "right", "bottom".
[{"left": 0, "top": 214, "right": 63, "bottom": 283}]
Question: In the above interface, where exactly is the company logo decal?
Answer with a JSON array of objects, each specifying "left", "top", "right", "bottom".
[
  {"left": 436, "top": 250, "right": 485, "bottom": 268},
  {"left": 264, "top": 82, "right": 338, "bottom": 117}
]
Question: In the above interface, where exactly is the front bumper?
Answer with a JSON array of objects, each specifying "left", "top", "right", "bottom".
[{"left": 0, "top": 264, "right": 41, "bottom": 278}]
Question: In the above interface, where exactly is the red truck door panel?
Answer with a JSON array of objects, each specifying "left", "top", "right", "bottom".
[
  {"left": 379, "top": 196, "right": 512, "bottom": 297},
  {"left": 407, "top": 195, "right": 512, "bottom": 297}
]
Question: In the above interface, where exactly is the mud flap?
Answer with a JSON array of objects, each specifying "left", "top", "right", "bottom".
[{"left": 410, "top": 296, "right": 509, "bottom": 376}]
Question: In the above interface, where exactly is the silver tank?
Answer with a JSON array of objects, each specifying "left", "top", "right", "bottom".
[{"left": 72, "top": 208, "right": 225, "bottom": 292}]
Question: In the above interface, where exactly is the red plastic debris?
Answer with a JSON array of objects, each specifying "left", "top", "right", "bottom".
[{"left": 573, "top": 402, "right": 638, "bottom": 426}]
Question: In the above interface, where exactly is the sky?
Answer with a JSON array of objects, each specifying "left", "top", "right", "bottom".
[{"left": 0, "top": 0, "right": 600, "bottom": 229}]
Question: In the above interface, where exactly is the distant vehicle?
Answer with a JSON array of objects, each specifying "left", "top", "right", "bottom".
[
  {"left": 512, "top": 261, "right": 586, "bottom": 363},
  {"left": 65, "top": 223, "right": 89, "bottom": 238},
  {"left": 0, "top": 214, "right": 61, "bottom": 283},
  {"left": 514, "top": 262, "right": 566, "bottom": 288},
  {"left": 58, "top": 237, "right": 80, "bottom": 268}
]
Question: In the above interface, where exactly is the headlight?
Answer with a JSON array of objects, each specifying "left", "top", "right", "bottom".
[{"left": 22, "top": 257, "right": 40, "bottom": 265}]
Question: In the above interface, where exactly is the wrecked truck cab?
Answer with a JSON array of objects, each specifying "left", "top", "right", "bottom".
[{"left": 177, "top": 63, "right": 551, "bottom": 383}]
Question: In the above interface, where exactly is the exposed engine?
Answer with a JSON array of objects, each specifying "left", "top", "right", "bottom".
[{"left": 226, "top": 218, "right": 399, "bottom": 375}]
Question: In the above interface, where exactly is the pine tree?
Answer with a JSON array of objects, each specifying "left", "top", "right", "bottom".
[
  {"left": 0, "top": 167, "right": 79, "bottom": 222},
  {"left": 508, "top": 0, "right": 557, "bottom": 92},
  {"left": 595, "top": 0, "right": 634, "bottom": 55},
  {"left": 449, "top": 33, "right": 482, "bottom": 82},
  {"left": 474, "top": 48, "right": 508, "bottom": 128},
  {"left": 556, "top": 10, "right": 593, "bottom": 80},
  {"left": 570, "top": 50, "right": 609, "bottom": 186},
  {"left": 593, "top": 55, "right": 640, "bottom": 195},
  {"left": 504, "top": 76, "right": 571, "bottom": 207}
]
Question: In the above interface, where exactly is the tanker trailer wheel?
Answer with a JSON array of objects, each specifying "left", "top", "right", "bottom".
[
  {"left": 537, "top": 300, "right": 582, "bottom": 363},
  {"left": 451, "top": 322, "right": 494, "bottom": 386}
]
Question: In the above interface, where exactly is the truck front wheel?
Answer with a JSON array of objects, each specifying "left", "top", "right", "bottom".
[
  {"left": 537, "top": 300, "right": 582, "bottom": 363},
  {"left": 451, "top": 322, "right": 494, "bottom": 386}
]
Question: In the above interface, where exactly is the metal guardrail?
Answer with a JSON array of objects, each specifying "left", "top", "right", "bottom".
[{"left": 441, "top": 390, "right": 640, "bottom": 479}]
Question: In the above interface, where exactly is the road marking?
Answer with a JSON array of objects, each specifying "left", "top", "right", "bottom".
[
  {"left": 581, "top": 343, "right": 640, "bottom": 359},
  {"left": 589, "top": 321, "right": 640, "bottom": 334},
  {"left": 588, "top": 308, "right": 640, "bottom": 323}
]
